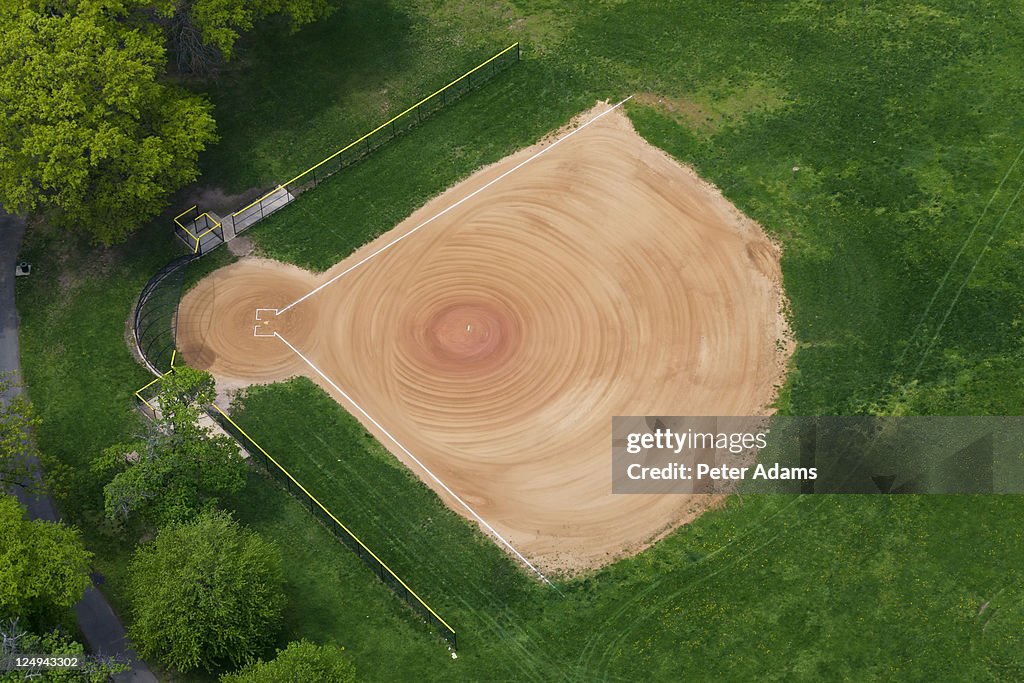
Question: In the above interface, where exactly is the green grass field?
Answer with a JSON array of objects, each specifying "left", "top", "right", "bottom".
[
  {"left": 15, "top": 0, "right": 1024, "bottom": 679},
  {"left": 227, "top": 379, "right": 1024, "bottom": 680}
]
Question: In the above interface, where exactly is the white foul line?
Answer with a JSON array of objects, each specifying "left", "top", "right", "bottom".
[
  {"left": 273, "top": 331, "right": 555, "bottom": 587},
  {"left": 275, "top": 95, "right": 634, "bottom": 315}
]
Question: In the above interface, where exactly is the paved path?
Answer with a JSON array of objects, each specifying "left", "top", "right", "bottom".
[{"left": 0, "top": 209, "right": 158, "bottom": 682}]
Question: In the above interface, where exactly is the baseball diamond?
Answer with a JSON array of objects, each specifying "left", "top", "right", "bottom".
[{"left": 175, "top": 102, "right": 792, "bottom": 573}]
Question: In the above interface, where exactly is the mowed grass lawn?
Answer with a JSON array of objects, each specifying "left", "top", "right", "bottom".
[
  {"left": 229, "top": 379, "right": 1024, "bottom": 680},
  {"left": 15, "top": 0, "right": 1024, "bottom": 679}
]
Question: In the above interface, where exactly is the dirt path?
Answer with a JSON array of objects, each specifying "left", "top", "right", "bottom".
[{"left": 177, "top": 103, "right": 792, "bottom": 574}]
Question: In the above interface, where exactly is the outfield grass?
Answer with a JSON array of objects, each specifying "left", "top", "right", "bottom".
[
  {"left": 228, "top": 379, "right": 1024, "bottom": 680},
  {"left": 14, "top": 0, "right": 1024, "bottom": 679}
]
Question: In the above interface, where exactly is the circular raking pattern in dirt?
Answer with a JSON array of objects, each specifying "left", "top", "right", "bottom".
[
  {"left": 425, "top": 302, "right": 513, "bottom": 363},
  {"left": 176, "top": 103, "right": 793, "bottom": 573}
]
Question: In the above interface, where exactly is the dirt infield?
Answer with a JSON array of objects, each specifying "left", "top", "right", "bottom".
[{"left": 177, "top": 102, "right": 792, "bottom": 574}]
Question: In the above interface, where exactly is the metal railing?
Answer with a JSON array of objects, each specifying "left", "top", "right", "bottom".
[
  {"left": 172, "top": 205, "right": 224, "bottom": 254},
  {"left": 139, "top": 44, "right": 523, "bottom": 645}
]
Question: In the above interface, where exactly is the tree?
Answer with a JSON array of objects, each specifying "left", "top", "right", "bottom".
[
  {"left": 220, "top": 640, "right": 356, "bottom": 683},
  {"left": 10, "top": 1, "right": 336, "bottom": 75},
  {"left": 155, "top": 0, "right": 335, "bottom": 74},
  {"left": 0, "top": 373, "right": 41, "bottom": 493},
  {"left": 95, "top": 367, "right": 245, "bottom": 527},
  {"left": 0, "top": 619, "right": 127, "bottom": 682},
  {"left": 127, "top": 509, "right": 285, "bottom": 672},
  {"left": 0, "top": 496, "right": 92, "bottom": 621},
  {"left": 0, "top": 4, "right": 217, "bottom": 244}
]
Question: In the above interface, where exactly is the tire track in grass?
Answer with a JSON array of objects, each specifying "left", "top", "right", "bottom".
[
  {"left": 287, "top": 422, "right": 558, "bottom": 679},
  {"left": 588, "top": 528, "right": 788, "bottom": 679},
  {"left": 576, "top": 426, "right": 904, "bottom": 678},
  {"left": 573, "top": 495, "right": 808, "bottom": 678},
  {"left": 583, "top": 486, "right": 888, "bottom": 679}
]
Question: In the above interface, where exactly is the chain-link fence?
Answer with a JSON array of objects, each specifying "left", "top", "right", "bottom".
[
  {"left": 133, "top": 254, "right": 197, "bottom": 375},
  {"left": 172, "top": 205, "right": 224, "bottom": 255},
  {"left": 230, "top": 42, "right": 521, "bottom": 228},
  {"left": 131, "top": 43, "right": 521, "bottom": 650},
  {"left": 207, "top": 404, "right": 458, "bottom": 650}
]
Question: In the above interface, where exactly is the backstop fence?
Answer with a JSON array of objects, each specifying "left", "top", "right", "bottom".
[
  {"left": 230, "top": 42, "right": 520, "bottom": 227},
  {"left": 133, "top": 254, "right": 198, "bottom": 375},
  {"left": 207, "top": 404, "right": 458, "bottom": 650}
]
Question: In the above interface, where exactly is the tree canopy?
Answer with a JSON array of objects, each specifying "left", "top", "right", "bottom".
[
  {"left": 0, "top": 3, "right": 217, "bottom": 244},
  {"left": 220, "top": 639, "right": 356, "bottom": 683},
  {"left": 95, "top": 367, "right": 245, "bottom": 527},
  {"left": 0, "top": 0, "right": 335, "bottom": 242},
  {"left": 127, "top": 509, "right": 285, "bottom": 672},
  {"left": 0, "top": 619, "right": 127, "bottom": 682},
  {"left": 0, "top": 496, "right": 92, "bottom": 621},
  {"left": 155, "top": 0, "right": 335, "bottom": 74},
  {"left": 0, "top": 373, "right": 41, "bottom": 493}
]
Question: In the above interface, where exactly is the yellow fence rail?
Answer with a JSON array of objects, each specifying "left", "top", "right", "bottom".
[
  {"left": 208, "top": 404, "right": 458, "bottom": 647},
  {"left": 134, "top": 351, "right": 177, "bottom": 416},
  {"left": 230, "top": 42, "right": 521, "bottom": 223},
  {"left": 133, "top": 364, "right": 457, "bottom": 649},
  {"left": 145, "top": 44, "right": 522, "bottom": 642},
  {"left": 172, "top": 205, "right": 223, "bottom": 254}
]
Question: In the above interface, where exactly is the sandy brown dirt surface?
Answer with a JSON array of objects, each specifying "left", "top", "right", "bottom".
[{"left": 177, "top": 102, "right": 793, "bottom": 574}]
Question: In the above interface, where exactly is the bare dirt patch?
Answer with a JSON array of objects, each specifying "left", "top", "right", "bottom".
[
  {"left": 635, "top": 83, "right": 789, "bottom": 134},
  {"left": 177, "top": 102, "right": 793, "bottom": 574}
]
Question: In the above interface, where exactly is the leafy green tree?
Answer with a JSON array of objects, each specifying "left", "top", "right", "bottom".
[
  {"left": 0, "top": 619, "right": 128, "bottom": 682},
  {"left": 0, "top": 373, "right": 41, "bottom": 493},
  {"left": 10, "top": 1, "right": 336, "bottom": 74},
  {"left": 0, "top": 4, "right": 216, "bottom": 244},
  {"left": 155, "top": 0, "right": 335, "bottom": 74},
  {"left": 95, "top": 367, "right": 245, "bottom": 527},
  {"left": 220, "top": 640, "right": 356, "bottom": 683},
  {"left": 127, "top": 510, "right": 285, "bottom": 672},
  {"left": 0, "top": 496, "right": 91, "bottom": 621}
]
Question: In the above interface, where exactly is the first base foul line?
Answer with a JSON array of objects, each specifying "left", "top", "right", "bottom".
[
  {"left": 274, "top": 95, "right": 634, "bottom": 316},
  {"left": 272, "top": 331, "right": 556, "bottom": 588}
]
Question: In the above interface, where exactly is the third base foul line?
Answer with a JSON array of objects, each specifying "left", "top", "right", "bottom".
[
  {"left": 274, "top": 95, "right": 634, "bottom": 316},
  {"left": 272, "top": 331, "right": 556, "bottom": 587}
]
